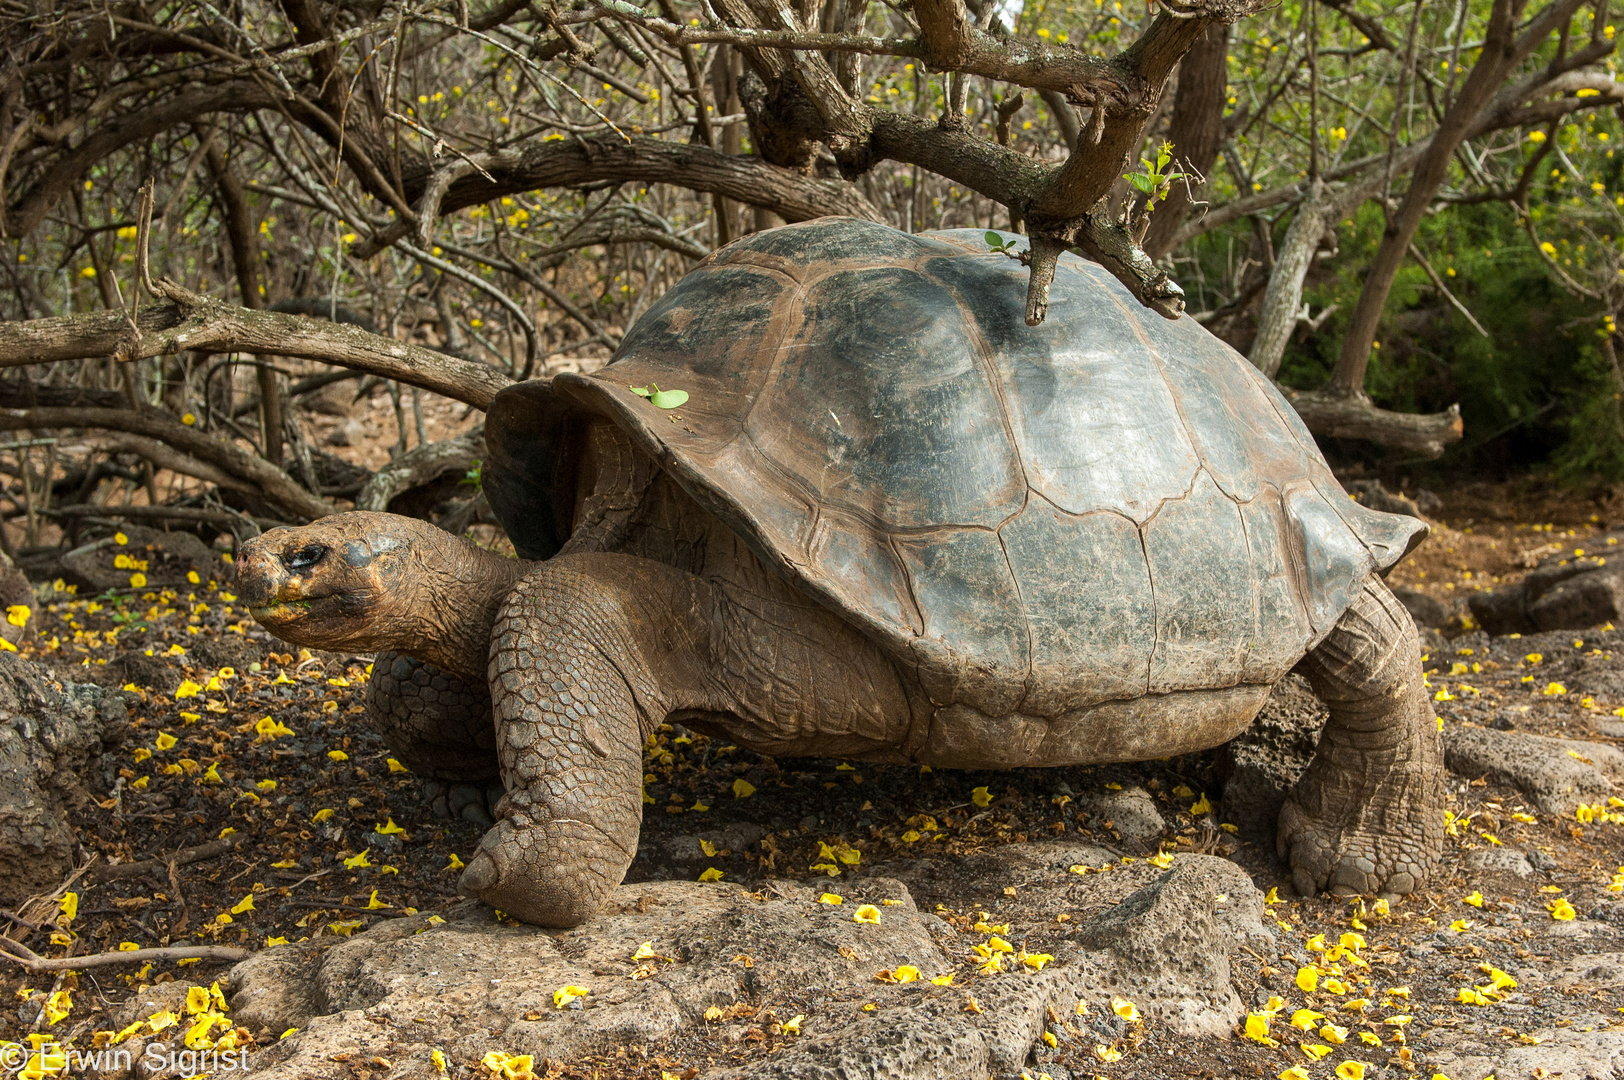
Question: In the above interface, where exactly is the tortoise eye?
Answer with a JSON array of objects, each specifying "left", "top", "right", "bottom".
[{"left": 287, "top": 544, "right": 327, "bottom": 571}]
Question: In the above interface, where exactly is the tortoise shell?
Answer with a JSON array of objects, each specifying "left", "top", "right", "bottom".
[{"left": 484, "top": 218, "right": 1425, "bottom": 719}]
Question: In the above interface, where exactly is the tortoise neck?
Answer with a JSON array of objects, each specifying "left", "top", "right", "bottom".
[{"left": 404, "top": 534, "right": 530, "bottom": 682}]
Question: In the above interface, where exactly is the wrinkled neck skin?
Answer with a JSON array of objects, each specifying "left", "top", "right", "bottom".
[{"left": 400, "top": 534, "right": 530, "bottom": 680}]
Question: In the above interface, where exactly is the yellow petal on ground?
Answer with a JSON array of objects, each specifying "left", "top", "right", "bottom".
[
  {"left": 230, "top": 894, "right": 254, "bottom": 915},
  {"left": 1296, "top": 966, "right": 1318, "bottom": 992},
  {"left": 313, "top": 808, "right": 335, "bottom": 822},
  {"left": 1290, "top": 1009, "right": 1325, "bottom": 1030},
  {"left": 184, "top": 987, "right": 210, "bottom": 1015},
  {"left": 1112, "top": 997, "right": 1141, "bottom": 1023},
  {"left": 698, "top": 868, "right": 724, "bottom": 882},
  {"left": 1301, "top": 1043, "right": 1333, "bottom": 1060},
  {"left": 1280, "top": 1068, "right": 1311, "bottom": 1080},
  {"left": 1095, "top": 1045, "right": 1122, "bottom": 1063},
  {"left": 818, "top": 893, "right": 844, "bottom": 904},
  {"left": 344, "top": 850, "right": 372, "bottom": 869},
  {"left": 733, "top": 778, "right": 755, "bottom": 798},
  {"left": 447, "top": 853, "right": 465, "bottom": 871},
  {"left": 1189, "top": 794, "right": 1213, "bottom": 815},
  {"left": 1550, "top": 898, "right": 1577, "bottom": 920},
  {"left": 328, "top": 750, "right": 349, "bottom": 762},
  {"left": 1022, "top": 952, "right": 1054, "bottom": 971},
  {"left": 1335, "top": 1062, "right": 1366, "bottom": 1080},
  {"left": 1243, "top": 1012, "right": 1278, "bottom": 1046},
  {"left": 59, "top": 892, "right": 78, "bottom": 921},
  {"left": 553, "top": 985, "right": 589, "bottom": 1009},
  {"left": 853, "top": 904, "right": 881, "bottom": 924},
  {"left": 1320, "top": 1023, "right": 1349, "bottom": 1045},
  {"left": 970, "top": 786, "right": 992, "bottom": 807},
  {"left": 375, "top": 818, "right": 406, "bottom": 835},
  {"left": 1148, "top": 850, "right": 1174, "bottom": 869},
  {"left": 1463, "top": 891, "right": 1484, "bottom": 907},
  {"left": 387, "top": 759, "right": 410, "bottom": 773},
  {"left": 894, "top": 965, "right": 920, "bottom": 983},
  {"left": 931, "top": 973, "right": 954, "bottom": 986},
  {"left": 632, "top": 941, "right": 658, "bottom": 961},
  {"left": 783, "top": 1015, "right": 802, "bottom": 1035},
  {"left": 6, "top": 605, "right": 29, "bottom": 628}
]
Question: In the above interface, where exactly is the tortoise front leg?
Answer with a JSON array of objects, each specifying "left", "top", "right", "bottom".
[
  {"left": 367, "top": 651, "right": 499, "bottom": 782},
  {"left": 1277, "top": 575, "right": 1445, "bottom": 899},
  {"left": 459, "top": 554, "right": 703, "bottom": 927}
]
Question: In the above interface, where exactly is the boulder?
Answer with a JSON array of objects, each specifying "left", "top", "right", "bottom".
[
  {"left": 1218, "top": 674, "right": 1324, "bottom": 835},
  {"left": 228, "top": 850, "right": 1269, "bottom": 1080},
  {"left": 1081, "top": 785, "right": 1167, "bottom": 848},
  {"left": 1468, "top": 547, "right": 1624, "bottom": 635},
  {"left": 58, "top": 523, "right": 219, "bottom": 594},
  {"left": 1392, "top": 586, "right": 1454, "bottom": 630},
  {"left": 0, "top": 653, "right": 128, "bottom": 903},
  {"left": 1442, "top": 725, "right": 1623, "bottom": 813}
]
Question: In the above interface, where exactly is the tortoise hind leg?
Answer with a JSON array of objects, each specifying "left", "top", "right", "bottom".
[{"left": 1277, "top": 575, "right": 1445, "bottom": 898}]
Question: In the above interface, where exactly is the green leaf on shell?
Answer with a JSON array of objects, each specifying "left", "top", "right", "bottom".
[{"left": 649, "top": 388, "right": 688, "bottom": 409}]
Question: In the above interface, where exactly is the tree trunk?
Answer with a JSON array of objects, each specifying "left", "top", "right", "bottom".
[
  {"left": 1248, "top": 181, "right": 1334, "bottom": 379},
  {"left": 1326, "top": 0, "right": 1521, "bottom": 398},
  {"left": 202, "top": 139, "right": 283, "bottom": 467},
  {"left": 1142, "top": 20, "right": 1230, "bottom": 261}
]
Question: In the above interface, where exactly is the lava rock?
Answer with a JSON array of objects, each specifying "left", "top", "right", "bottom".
[
  {"left": 1082, "top": 785, "right": 1167, "bottom": 848},
  {"left": 1217, "top": 674, "right": 1325, "bottom": 835},
  {"left": 0, "top": 653, "right": 129, "bottom": 903},
  {"left": 228, "top": 850, "right": 1267, "bottom": 1080},
  {"left": 1393, "top": 587, "right": 1454, "bottom": 630},
  {"left": 1442, "top": 725, "right": 1623, "bottom": 813}
]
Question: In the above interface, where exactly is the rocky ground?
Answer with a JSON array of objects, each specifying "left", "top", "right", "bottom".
[{"left": 1, "top": 485, "right": 1624, "bottom": 1080}]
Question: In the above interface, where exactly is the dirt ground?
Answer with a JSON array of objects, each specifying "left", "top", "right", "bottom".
[{"left": 3, "top": 481, "right": 1624, "bottom": 1080}]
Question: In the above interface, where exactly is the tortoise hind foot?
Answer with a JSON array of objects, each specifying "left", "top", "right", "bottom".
[{"left": 1278, "top": 575, "right": 1445, "bottom": 900}]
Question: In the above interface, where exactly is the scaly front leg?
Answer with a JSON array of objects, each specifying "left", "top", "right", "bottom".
[{"left": 459, "top": 554, "right": 710, "bottom": 927}]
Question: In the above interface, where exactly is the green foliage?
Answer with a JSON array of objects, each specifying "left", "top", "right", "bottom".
[
  {"left": 1122, "top": 141, "right": 1187, "bottom": 211},
  {"left": 631, "top": 384, "right": 689, "bottom": 409}
]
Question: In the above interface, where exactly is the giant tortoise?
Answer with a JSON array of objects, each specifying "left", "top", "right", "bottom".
[{"left": 237, "top": 218, "right": 1443, "bottom": 927}]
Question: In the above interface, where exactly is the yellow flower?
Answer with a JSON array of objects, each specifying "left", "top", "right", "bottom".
[
  {"left": 1148, "top": 850, "right": 1175, "bottom": 869},
  {"left": 328, "top": 750, "right": 349, "bottom": 762},
  {"left": 1022, "top": 952, "right": 1054, "bottom": 971},
  {"left": 129, "top": 572, "right": 147, "bottom": 588},
  {"left": 1189, "top": 794, "right": 1214, "bottom": 815},
  {"left": 344, "top": 850, "right": 371, "bottom": 869},
  {"left": 1280, "top": 1068, "right": 1311, "bottom": 1080},
  {"left": 365, "top": 891, "right": 389, "bottom": 909},
  {"left": 783, "top": 1015, "right": 803, "bottom": 1034},
  {"left": 893, "top": 965, "right": 921, "bottom": 983},
  {"left": 155, "top": 732, "right": 177, "bottom": 751},
  {"left": 1244, "top": 1012, "right": 1278, "bottom": 1046},
  {"left": 698, "top": 867, "right": 724, "bottom": 882},
  {"left": 313, "top": 808, "right": 335, "bottom": 822},
  {"left": 971, "top": 786, "right": 992, "bottom": 807},
  {"left": 1290, "top": 1008, "right": 1325, "bottom": 1030},
  {"left": 853, "top": 904, "right": 881, "bottom": 924},
  {"left": 230, "top": 894, "right": 255, "bottom": 914},
  {"left": 387, "top": 759, "right": 410, "bottom": 773},
  {"left": 375, "top": 818, "right": 406, "bottom": 835},
  {"left": 1528, "top": 130, "right": 1548, "bottom": 142},
  {"left": 553, "top": 985, "right": 589, "bottom": 1008},
  {"left": 1320, "top": 1023, "right": 1349, "bottom": 1045},
  {"left": 1300, "top": 1043, "right": 1333, "bottom": 1060},
  {"left": 1112, "top": 996, "right": 1141, "bottom": 1023},
  {"left": 1549, "top": 897, "right": 1577, "bottom": 920},
  {"left": 175, "top": 680, "right": 202, "bottom": 699},
  {"left": 733, "top": 778, "right": 755, "bottom": 798},
  {"left": 1545, "top": 682, "right": 1568, "bottom": 696},
  {"left": 1095, "top": 1045, "right": 1123, "bottom": 1062},
  {"left": 447, "top": 853, "right": 465, "bottom": 871},
  {"left": 931, "top": 973, "right": 954, "bottom": 986},
  {"left": 1335, "top": 1063, "right": 1366, "bottom": 1080},
  {"left": 1462, "top": 891, "right": 1483, "bottom": 907},
  {"left": 6, "top": 605, "right": 29, "bottom": 627},
  {"left": 819, "top": 893, "right": 844, "bottom": 904},
  {"left": 1449, "top": 919, "right": 1471, "bottom": 932},
  {"left": 132, "top": 747, "right": 151, "bottom": 763},
  {"left": 1296, "top": 966, "right": 1318, "bottom": 992}
]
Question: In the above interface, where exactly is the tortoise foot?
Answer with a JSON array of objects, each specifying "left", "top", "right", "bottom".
[
  {"left": 1277, "top": 786, "right": 1435, "bottom": 899},
  {"left": 459, "top": 798, "right": 623, "bottom": 928},
  {"left": 1281, "top": 576, "right": 1446, "bottom": 899}
]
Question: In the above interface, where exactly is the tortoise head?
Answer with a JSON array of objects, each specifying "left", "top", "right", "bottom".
[{"left": 236, "top": 512, "right": 428, "bottom": 654}]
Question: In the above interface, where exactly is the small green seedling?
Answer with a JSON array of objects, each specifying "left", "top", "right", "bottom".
[
  {"left": 1123, "top": 140, "right": 1188, "bottom": 210},
  {"left": 984, "top": 230, "right": 1020, "bottom": 254},
  {"left": 632, "top": 383, "right": 689, "bottom": 409},
  {"left": 462, "top": 459, "right": 483, "bottom": 488}
]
